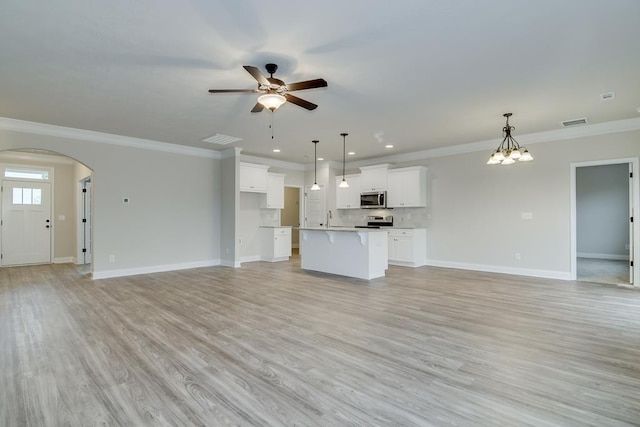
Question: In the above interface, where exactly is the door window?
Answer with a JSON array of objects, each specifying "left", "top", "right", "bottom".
[{"left": 12, "top": 187, "right": 42, "bottom": 205}]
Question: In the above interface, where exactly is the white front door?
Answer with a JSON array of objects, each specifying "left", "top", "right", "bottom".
[{"left": 1, "top": 180, "right": 52, "bottom": 266}]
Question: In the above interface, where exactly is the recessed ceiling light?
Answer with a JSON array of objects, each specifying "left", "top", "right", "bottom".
[
  {"left": 317, "top": 157, "right": 324, "bottom": 161},
  {"left": 348, "top": 151, "right": 355, "bottom": 155},
  {"left": 385, "top": 144, "right": 394, "bottom": 148},
  {"left": 272, "top": 149, "right": 281, "bottom": 153}
]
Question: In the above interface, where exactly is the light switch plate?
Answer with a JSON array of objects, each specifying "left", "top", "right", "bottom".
[{"left": 521, "top": 212, "right": 533, "bottom": 220}]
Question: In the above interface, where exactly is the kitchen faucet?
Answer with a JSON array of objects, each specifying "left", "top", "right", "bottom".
[{"left": 326, "top": 210, "right": 332, "bottom": 228}]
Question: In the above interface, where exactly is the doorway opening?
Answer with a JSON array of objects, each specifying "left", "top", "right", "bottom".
[
  {"left": 0, "top": 150, "right": 93, "bottom": 270},
  {"left": 571, "top": 158, "right": 639, "bottom": 286},
  {"left": 281, "top": 186, "right": 302, "bottom": 255}
]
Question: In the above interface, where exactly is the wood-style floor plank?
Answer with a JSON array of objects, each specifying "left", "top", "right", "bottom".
[{"left": 1, "top": 259, "right": 640, "bottom": 426}]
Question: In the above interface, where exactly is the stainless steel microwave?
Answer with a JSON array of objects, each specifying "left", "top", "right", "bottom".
[{"left": 360, "top": 191, "right": 387, "bottom": 209}]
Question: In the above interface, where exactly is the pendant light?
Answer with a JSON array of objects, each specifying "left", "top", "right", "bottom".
[
  {"left": 487, "top": 113, "right": 533, "bottom": 165},
  {"left": 338, "top": 133, "right": 349, "bottom": 188},
  {"left": 310, "top": 140, "right": 320, "bottom": 191}
]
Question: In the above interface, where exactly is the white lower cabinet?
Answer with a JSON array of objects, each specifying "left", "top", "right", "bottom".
[
  {"left": 260, "top": 227, "right": 292, "bottom": 262},
  {"left": 388, "top": 228, "right": 426, "bottom": 267}
]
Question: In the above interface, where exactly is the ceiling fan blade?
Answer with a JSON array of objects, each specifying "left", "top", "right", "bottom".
[
  {"left": 243, "top": 65, "right": 270, "bottom": 86},
  {"left": 251, "top": 102, "right": 265, "bottom": 113},
  {"left": 208, "top": 89, "right": 259, "bottom": 93},
  {"left": 284, "top": 94, "right": 318, "bottom": 110},
  {"left": 286, "top": 78, "right": 328, "bottom": 92}
]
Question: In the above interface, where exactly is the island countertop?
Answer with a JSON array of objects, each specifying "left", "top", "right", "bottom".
[
  {"left": 297, "top": 227, "right": 388, "bottom": 232},
  {"left": 299, "top": 227, "right": 388, "bottom": 279}
]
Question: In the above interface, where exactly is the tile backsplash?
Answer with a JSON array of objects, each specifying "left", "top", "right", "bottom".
[{"left": 334, "top": 207, "right": 429, "bottom": 228}]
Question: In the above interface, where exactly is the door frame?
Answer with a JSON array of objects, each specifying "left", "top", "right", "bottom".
[
  {"left": 570, "top": 157, "right": 639, "bottom": 285},
  {"left": 76, "top": 176, "right": 92, "bottom": 264},
  {"left": 283, "top": 185, "right": 303, "bottom": 248},
  {"left": 0, "top": 164, "right": 55, "bottom": 266}
]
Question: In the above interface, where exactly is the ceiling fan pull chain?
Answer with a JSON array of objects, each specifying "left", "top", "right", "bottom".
[{"left": 270, "top": 111, "right": 274, "bottom": 139}]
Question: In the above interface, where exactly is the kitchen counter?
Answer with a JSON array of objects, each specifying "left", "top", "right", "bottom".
[{"left": 298, "top": 227, "right": 388, "bottom": 280}]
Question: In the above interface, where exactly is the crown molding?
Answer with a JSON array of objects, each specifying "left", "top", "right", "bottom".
[
  {"left": 241, "top": 154, "right": 305, "bottom": 171},
  {"left": 0, "top": 149, "right": 76, "bottom": 165},
  {"left": 347, "top": 117, "right": 640, "bottom": 169},
  {"left": 0, "top": 117, "right": 221, "bottom": 159}
]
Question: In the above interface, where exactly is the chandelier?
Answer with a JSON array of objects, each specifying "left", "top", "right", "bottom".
[{"left": 487, "top": 113, "right": 533, "bottom": 165}]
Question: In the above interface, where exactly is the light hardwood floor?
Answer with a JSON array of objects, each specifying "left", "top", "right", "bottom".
[{"left": 2, "top": 258, "right": 640, "bottom": 426}]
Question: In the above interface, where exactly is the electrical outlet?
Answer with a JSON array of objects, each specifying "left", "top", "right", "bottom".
[
  {"left": 239, "top": 237, "right": 243, "bottom": 245},
  {"left": 109, "top": 254, "right": 115, "bottom": 263},
  {"left": 515, "top": 252, "right": 521, "bottom": 260}
]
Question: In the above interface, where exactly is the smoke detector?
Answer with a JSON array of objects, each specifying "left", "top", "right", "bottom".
[{"left": 562, "top": 118, "right": 589, "bottom": 127}]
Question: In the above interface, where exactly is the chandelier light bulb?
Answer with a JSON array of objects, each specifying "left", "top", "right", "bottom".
[
  {"left": 519, "top": 149, "right": 533, "bottom": 161},
  {"left": 501, "top": 157, "right": 515, "bottom": 165},
  {"left": 339, "top": 178, "right": 349, "bottom": 188}
]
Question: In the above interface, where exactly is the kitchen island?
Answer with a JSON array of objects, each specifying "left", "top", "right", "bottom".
[{"left": 298, "top": 227, "right": 388, "bottom": 280}]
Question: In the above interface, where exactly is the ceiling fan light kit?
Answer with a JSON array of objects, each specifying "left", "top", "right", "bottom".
[
  {"left": 209, "top": 63, "right": 327, "bottom": 113},
  {"left": 258, "top": 93, "right": 286, "bottom": 111},
  {"left": 487, "top": 113, "right": 533, "bottom": 165}
]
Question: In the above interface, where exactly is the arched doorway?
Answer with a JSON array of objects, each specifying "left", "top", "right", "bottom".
[{"left": 0, "top": 149, "right": 94, "bottom": 271}]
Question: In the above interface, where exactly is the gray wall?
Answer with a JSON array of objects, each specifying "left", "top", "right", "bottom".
[
  {"left": 0, "top": 129, "right": 221, "bottom": 277},
  {"left": 576, "top": 163, "right": 629, "bottom": 259}
]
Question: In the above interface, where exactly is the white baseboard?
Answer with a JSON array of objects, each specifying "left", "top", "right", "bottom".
[
  {"left": 389, "top": 260, "right": 427, "bottom": 268},
  {"left": 240, "top": 255, "right": 261, "bottom": 263},
  {"left": 425, "top": 259, "right": 572, "bottom": 280},
  {"left": 92, "top": 259, "right": 221, "bottom": 280},
  {"left": 220, "top": 259, "right": 241, "bottom": 268},
  {"left": 53, "top": 257, "right": 75, "bottom": 264},
  {"left": 577, "top": 252, "right": 629, "bottom": 261}
]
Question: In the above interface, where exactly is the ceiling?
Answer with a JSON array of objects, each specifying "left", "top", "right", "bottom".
[{"left": 1, "top": 0, "right": 639, "bottom": 164}]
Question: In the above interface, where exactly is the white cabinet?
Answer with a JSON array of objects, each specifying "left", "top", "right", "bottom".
[
  {"left": 240, "top": 162, "right": 269, "bottom": 193},
  {"left": 261, "top": 173, "right": 285, "bottom": 209},
  {"left": 359, "top": 164, "right": 390, "bottom": 191},
  {"left": 260, "top": 227, "right": 292, "bottom": 262},
  {"left": 387, "top": 166, "right": 427, "bottom": 208},
  {"left": 388, "top": 228, "right": 427, "bottom": 267},
  {"left": 336, "top": 174, "right": 362, "bottom": 209}
]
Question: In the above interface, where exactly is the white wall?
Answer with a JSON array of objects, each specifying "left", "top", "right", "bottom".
[
  {"left": 395, "top": 130, "right": 640, "bottom": 278},
  {"left": 0, "top": 129, "right": 221, "bottom": 278},
  {"left": 576, "top": 163, "right": 629, "bottom": 258}
]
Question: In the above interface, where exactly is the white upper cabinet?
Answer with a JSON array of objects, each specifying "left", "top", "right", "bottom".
[
  {"left": 387, "top": 166, "right": 427, "bottom": 208},
  {"left": 261, "top": 173, "right": 285, "bottom": 209},
  {"left": 240, "top": 162, "right": 269, "bottom": 193},
  {"left": 335, "top": 174, "right": 362, "bottom": 209},
  {"left": 359, "top": 164, "right": 390, "bottom": 192}
]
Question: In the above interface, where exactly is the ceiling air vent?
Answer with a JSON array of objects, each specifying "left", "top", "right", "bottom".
[
  {"left": 561, "top": 118, "right": 588, "bottom": 127},
  {"left": 600, "top": 92, "right": 615, "bottom": 101},
  {"left": 201, "top": 134, "right": 242, "bottom": 145}
]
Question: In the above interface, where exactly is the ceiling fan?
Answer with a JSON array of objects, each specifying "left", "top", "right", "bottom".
[{"left": 208, "top": 63, "right": 327, "bottom": 112}]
